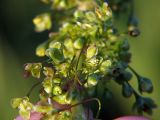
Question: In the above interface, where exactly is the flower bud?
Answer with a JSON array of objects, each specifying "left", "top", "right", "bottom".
[
  {"left": 122, "top": 82, "right": 133, "bottom": 97},
  {"left": 49, "top": 41, "right": 61, "bottom": 49},
  {"left": 85, "top": 74, "right": 99, "bottom": 88},
  {"left": 33, "top": 13, "right": 52, "bottom": 32},
  {"left": 133, "top": 96, "right": 157, "bottom": 114},
  {"left": 100, "top": 60, "right": 112, "bottom": 73},
  {"left": 86, "top": 11, "right": 96, "bottom": 22},
  {"left": 138, "top": 77, "right": 153, "bottom": 93},
  {"left": 53, "top": 86, "right": 62, "bottom": 95},
  {"left": 53, "top": 78, "right": 61, "bottom": 84},
  {"left": 43, "top": 77, "right": 52, "bottom": 94},
  {"left": 95, "top": 3, "right": 112, "bottom": 21},
  {"left": 86, "top": 45, "right": 98, "bottom": 59},
  {"left": 73, "top": 38, "right": 84, "bottom": 49},
  {"left": 11, "top": 98, "right": 23, "bottom": 108},
  {"left": 43, "top": 67, "right": 54, "bottom": 77},
  {"left": 24, "top": 63, "right": 42, "bottom": 79},
  {"left": 128, "top": 26, "right": 140, "bottom": 37},
  {"left": 36, "top": 42, "right": 48, "bottom": 57},
  {"left": 74, "top": 10, "right": 84, "bottom": 18}
]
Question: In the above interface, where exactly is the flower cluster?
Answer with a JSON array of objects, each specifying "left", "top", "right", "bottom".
[{"left": 12, "top": 0, "right": 156, "bottom": 119}]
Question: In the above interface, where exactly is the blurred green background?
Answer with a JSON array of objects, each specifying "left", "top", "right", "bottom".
[{"left": 0, "top": 0, "right": 160, "bottom": 119}]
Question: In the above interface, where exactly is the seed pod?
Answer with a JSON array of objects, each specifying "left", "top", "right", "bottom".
[
  {"left": 122, "top": 82, "right": 133, "bottom": 97},
  {"left": 86, "top": 45, "right": 98, "bottom": 59},
  {"left": 138, "top": 77, "right": 153, "bottom": 93}
]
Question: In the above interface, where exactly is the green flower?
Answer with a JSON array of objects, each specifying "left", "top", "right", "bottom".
[
  {"left": 85, "top": 74, "right": 99, "bottom": 88},
  {"left": 43, "top": 77, "right": 53, "bottom": 94},
  {"left": 86, "top": 45, "right": 98, "bottom": 59},
  {"left": 33, "top": 13, "right": 52, "bottom": 32},
  {"left": 24, "top": 63, "right": 42, "bottom": 78},
  {"left": 46, "top": 48, "right": 64, "bottom": 64}
]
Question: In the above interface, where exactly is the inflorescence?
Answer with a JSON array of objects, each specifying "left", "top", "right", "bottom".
[{"left": 11, "top": 0, "right": 156, "bottom": 119}]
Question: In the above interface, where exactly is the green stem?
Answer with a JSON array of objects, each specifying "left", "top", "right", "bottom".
[
  {"left": 75, "top": 71, "right": 83, "bottom": 85},
  {"left": 126, "top": 81, "right": 140, "bottom": 99},
  {"left": 128, "top": 65, "right": 140, "bottom": 78},
  {"left": 59, "top": 98, "right": 101, "bottom": 119},
  {"left": 75, "top": 46, "right": 85, "bottom": 70},
  {"left": 26, "top": 81, "right": 41, "bottom": 97}
]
